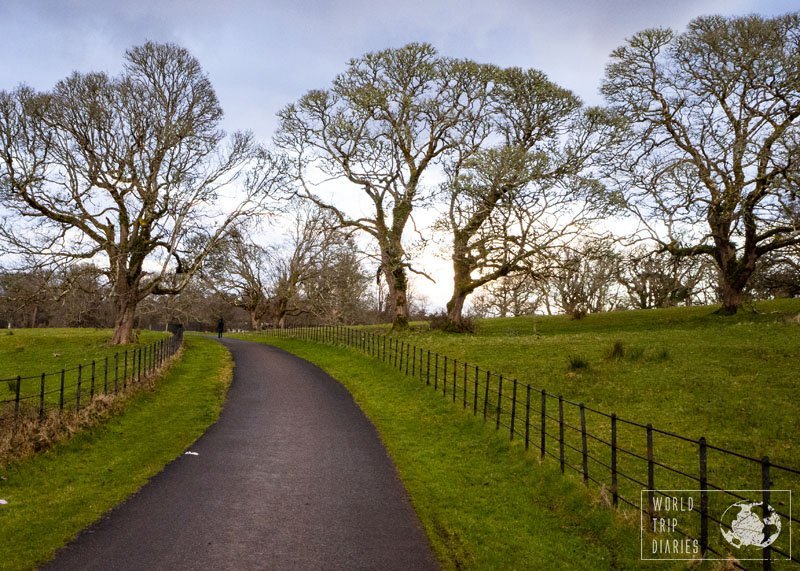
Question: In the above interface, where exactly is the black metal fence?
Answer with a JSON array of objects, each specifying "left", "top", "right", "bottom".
[
  {"left": 0, "top": 331, "right": 183, "bottom": 424},
  {"left": 263, "top": 325, "right": 798, "bottom": 570}
]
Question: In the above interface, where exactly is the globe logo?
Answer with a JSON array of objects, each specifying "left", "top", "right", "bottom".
[{"left": 720, "top": 501, "right": 781, "bottom": 549}]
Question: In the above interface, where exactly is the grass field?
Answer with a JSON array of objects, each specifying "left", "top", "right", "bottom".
[
  {"left": 245, "top": 299, "right": 800, "bottom": 567},
  {"left": 0, "top": 328, "right": 171, "bottom": 418},
  {"left": 0, "top": 334, "right": 232, "bottom": 570},
  {"left": 361, "top": 299, "right": 800, "bottom": 468}
]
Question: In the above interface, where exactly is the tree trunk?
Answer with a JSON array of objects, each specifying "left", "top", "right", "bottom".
[
  {"left": 383, "top": 254, "right": 410, "bottom": 329},
  {"left": 718, "top": 281, "right": 744, "bottom": 315},
  {"left": 390, "top": 273, "right": 409, "bottom": 329},
  {"left": 249, "top": 311, "right": 259, "bottom": 331},
  {"left": 277, "top": 312, "right": 287, "bottom": 329},
  {"left": 111, "top": 302, "right": 137, "bottom": 345},
  {"left": 446, "top": 291, "right": 468, "bottom": 324}
]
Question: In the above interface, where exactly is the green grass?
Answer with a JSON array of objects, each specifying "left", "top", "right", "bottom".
[
  {"left": 0, "top": 328, "right": 170, "bottom": 416},
  {"left": 0, "top": 334, "right": 232, "bottom": 570},
  {"left": 363, "top": 300, "right": 800, "bottom": 467},
  {"left": 246, "top": 337, "right": 658, "bottom": 570},
  {"left": 245, "top": 299, "right": 800, "bottom": 567}
]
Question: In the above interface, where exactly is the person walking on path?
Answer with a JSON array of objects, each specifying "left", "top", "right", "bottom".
[{"left": 216, "top": 317, "right": 224, "bottom": 338}]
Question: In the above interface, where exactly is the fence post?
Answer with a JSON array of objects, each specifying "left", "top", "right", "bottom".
[
  {"left": 59, "top": 369, "right": 65, "bottom": 413},
  {"left": 540, "top": 390, "right": 547, "bottom": 459},
  {"left": 510, "top": 379, "right": 517, "bottom": 440},
  {"left": 463, "top": 362, "right": 467, "bottom": 409},
  {"left": 699, "top": 437, "right": 708, "bottom": 557},
  {"left": 762, "top": 457, "right": 772, "bottom": 571},
  {"left": 525, "top": 384, "right": 531, "bottom": 450},
  {"left": 14, "top": 375, "right": 21, "bottom": 418},
  {"left": 124, "top": 350, "right": 128, "bottom": 389},
  {"left": 434, "top": 354, "right": 439, "bottom": 391},
  {"left": 76, "top": 365, "right": 83, "bottom": 411},
  {"left": 443, "top": 356, "right": 447, "bottom": 397},
  {"left": 558, "top": 395, "right": 565, "bottom": 473},
  {"left": 104, "top": 356, "right": 109, "bottom": 394},
  {"left": 39, "top": 372, "right": 46, "bottom": 420},
  {"left": 405, "top": 344, "right": 410, "bottom": 376},
  {"left": 495, "top": 375, "right": 503, "bottom": 430},
  {"left": 452, "top": 359, "right": 457, "bottom": 403},
  {"left": 412, "top": 345, "right": 416, "bottom": 376},
  {"left": 473, "top": 366, "right": 479, "bottom": 415},
  {"left": 114, "top": 353, "right": 119, "bottom": 394},
  {"left": 647, "top": 424, "right": 656, "bottom": 523},
  {"left": 90, "top": 360, "right": 96, "bottom": 401},
  {"left": 611, "top": 413, "right": 618, "bottom": 507},
  {"left": 580, "top": 404, "right": 588, "bottom": 485},
  {"left": 483, "top": 371, "right": 490, "bottom": 421},
  {"left": 426, "top": 350, "right": 431, "bottom": 385}
]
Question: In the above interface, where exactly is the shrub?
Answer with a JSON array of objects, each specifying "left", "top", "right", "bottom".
[
  {"left": 609, "top": 340, "right": 625, "bottom": 360},
  {"left": 567, "top": 354, "right": 590, "bottom": 370},
  {"left": 429, "top": 313, "right": 477, "bottom": 333}
]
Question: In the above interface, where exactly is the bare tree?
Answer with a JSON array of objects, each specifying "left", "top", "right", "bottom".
[
  {"left": 470, "top": 273, "right": 542, "bottom": 318},
  {"left": 602, "top": 13, "right": 800, "bottom": 314},
  {"left": 302, "top": 237, "right": 371, "bottom": 325},
  {"left": 0, "top": 42, "right": 284, "bottom": 343},
  {"left": 441, "top": 66, "right": 620, "bottom": 326},
  {"left": 547, "top": 239, "right": 622, "bottom": 317},
  {"left": 277, "top": 43, "right": 495, "bottom": 328},
  {"left": 266, "top": 204, "right": 345, "bottom": 328},
  {"left": 616, "top": 246, "right": 716, "bottom": 309},
  {"left": 203, "top": 223, "right": 272, "bottom": 329}
]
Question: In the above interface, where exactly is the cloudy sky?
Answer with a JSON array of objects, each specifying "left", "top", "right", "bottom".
[
  {"left": 3, "top": 0, "right": 796, "bottom": 139},
  {"left": 1, "top": 0, "right": 796, "bottom": 308}
]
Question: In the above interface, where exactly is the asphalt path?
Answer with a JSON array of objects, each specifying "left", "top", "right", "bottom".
[{"left": 46, "top": 337, "right": 438, "bottom": 570}]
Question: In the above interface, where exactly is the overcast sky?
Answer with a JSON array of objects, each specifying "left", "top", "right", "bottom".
[
  {"left": 1, "top": 0, "right": 796, "bottom": 309},
  {"left": 2, "top": 0, "right": 796, "bottom": 140}
]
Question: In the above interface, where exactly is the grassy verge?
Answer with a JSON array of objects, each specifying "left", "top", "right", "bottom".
[
  {"left": 0, "top": 334, "right": 232, "bottom": 570},
  {"left": 0, "top": 328, "right": 170, "bottom": 412},
  {"left": 245, "top": 336, "right": 675, "bottom": 570}
]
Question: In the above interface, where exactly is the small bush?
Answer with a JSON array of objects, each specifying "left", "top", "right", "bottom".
[
  {"left": 429, "top": 313, "right": 477, "bottom": 333},
  {"left": 567, "top": 354, "right": 590, "bottom": 370},
  {"left": 626, "top": 346, "right": 645, "bottom": 361},
  {"left": 651, "top": 347, "right": 671, "bottom": 362}
]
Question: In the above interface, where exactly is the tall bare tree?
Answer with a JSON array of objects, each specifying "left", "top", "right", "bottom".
[
  {"left": 441, "top": 66, "right": 619, "bottom": 326},
  {"left": 0, "top": 42, "right": 285, "bottom": 343},
  {"left": 203, "top": 223, "right": 272, "bottom": 330},
  {"left": 266, "top": 204, "right": 345, "bottom": 328},
  {"left": 602, "top": 13, "right": 800, "bottom": 314},
  {"left": 277, "top": 43, "right": 495, "bottom": 328}
]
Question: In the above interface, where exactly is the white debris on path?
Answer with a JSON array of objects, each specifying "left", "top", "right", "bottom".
[
  {"left": 0, "top": 499, "right": 8, "bottom": 505},
  {"left": 184, "top": 452, "right": 199, "bottom": 456}
]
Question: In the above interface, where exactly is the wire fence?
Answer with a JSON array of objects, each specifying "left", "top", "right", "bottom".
[
  {"left": 263, "top": 325, "right": 798, "bottom": 570},
  {"left": 0, "top": 331, "right": 183, "bottom": 425}
]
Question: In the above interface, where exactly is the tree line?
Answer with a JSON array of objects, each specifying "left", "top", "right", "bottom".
[{"left": 1, "top": 13, "right": 798, "bottom": 341}]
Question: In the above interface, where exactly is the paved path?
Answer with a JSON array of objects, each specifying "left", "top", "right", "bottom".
[{"left": 47, "top": 338, "right": 437, "bottom": 570}]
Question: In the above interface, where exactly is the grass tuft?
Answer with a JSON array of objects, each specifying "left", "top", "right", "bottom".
[{"left": 567, "top": 354, "right": 590, "bottom": 370}]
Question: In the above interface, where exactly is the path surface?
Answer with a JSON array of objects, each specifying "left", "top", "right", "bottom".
[{"left": 47, "top": 338, "right": 437, "bottom": 570}]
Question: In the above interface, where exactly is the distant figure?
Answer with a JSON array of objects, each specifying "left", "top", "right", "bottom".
[{"left": 216, "top": 317, "right": 224, "bottom": 338}]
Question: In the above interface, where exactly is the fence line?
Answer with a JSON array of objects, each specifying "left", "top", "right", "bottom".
[
  {"left": 1, "top": 331, "right": 183, "bottom": 425},
  {"left": 262, "top": 324, "right": 798, "bottom": 570}
]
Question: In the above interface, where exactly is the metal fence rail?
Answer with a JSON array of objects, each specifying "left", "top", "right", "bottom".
[
  {"left": 263, "top": 324, "right": 798, "bottom": 570},
  {"left": 0, "top": 331, "right": 183, "bottom": 424}
]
